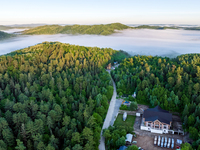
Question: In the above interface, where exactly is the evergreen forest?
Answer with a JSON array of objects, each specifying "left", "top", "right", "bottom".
[
  {"left": 0, "top": 42, "right": 129, "bottom": 150},
  {"left": 111, "top": 55, "right": 200, "bottom": 149}
]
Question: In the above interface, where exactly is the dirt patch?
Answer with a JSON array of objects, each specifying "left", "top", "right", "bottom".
[{"left": 132, "top": 135, "right": 177, "bottom": 150}]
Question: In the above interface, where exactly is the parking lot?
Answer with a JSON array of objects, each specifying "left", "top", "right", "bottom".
[{"left": 132, "top": 135, "right": 178, "bottom": 150}]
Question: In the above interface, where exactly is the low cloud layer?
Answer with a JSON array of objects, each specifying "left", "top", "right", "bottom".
[{"left": 0, "top": 29, "right": 200, "bottom": 57}]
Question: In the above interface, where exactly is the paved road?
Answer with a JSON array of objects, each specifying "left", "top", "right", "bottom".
[{"left": 98, "top": 70, "right": 117, "bottom": 150}]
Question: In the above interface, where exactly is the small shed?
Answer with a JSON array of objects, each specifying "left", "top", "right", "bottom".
[
  {"left": 125, "top": 134, "right": 133, "bottom": 145},
  {"left": 118, "top": 146, "right": 127, "bottom": 150},
  {"left": 132, "top": 92, "right": 136, "bottom": 98},
  {"left": 123, "top": 112, "right": 127, "bottom": 121}
]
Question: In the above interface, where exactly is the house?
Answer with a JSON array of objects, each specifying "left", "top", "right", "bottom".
[
  {"left": 125, "top": 134, "right": 133, "bottom": 145},
  {"left": 106, "top": 63, "right": 111, "bottom": 70},
  {"left": 140, "top": 105, "right": 172, "bottom": 134},
  {"left": 114, "top": 62, "right": 118, "bottom": 65},
  {"left": 118, "top": 146, "right": 127, "bottom": 150}
]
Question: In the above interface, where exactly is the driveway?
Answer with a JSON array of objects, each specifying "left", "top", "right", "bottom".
[
  {"left": 110, "top": 99, "right": 122, "bottom": 126},
  {"left": 98, "top": 70, "right": 117, "bottom": 150}
]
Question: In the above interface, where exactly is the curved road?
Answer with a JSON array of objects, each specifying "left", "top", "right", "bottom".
[{"left": 98, "top": 70, "right": 117, "bottom": 150}]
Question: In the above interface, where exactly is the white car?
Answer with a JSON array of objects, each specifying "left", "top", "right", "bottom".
[
  {"left": 154, "top": 140, "right": 157, "bottom": 146},
  {"left": 171, "top": 143, "right": 174, "bottom": 149},
  {"left": 164, "top": 137, "right": 167, "bottom": 147},
  {"left": 158, "top": 139, "right": 160, "bottom": 146},
  {"left": 154, "top": 136, "right": 157, "bottom": 141},
  {"left": 172, "top": 138, "right": 174, "bottom": 144},
  {"left": 161, "top": 142, "right": 164, "bottom": 147},
  {"left": 167, "top": 138, "right": 171, "bottom": 148}
]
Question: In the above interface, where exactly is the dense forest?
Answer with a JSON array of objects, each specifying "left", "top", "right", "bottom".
[
  {"left": 22, "top": 23, "right": 130, "bottom": 35},
  {"left": 0, "top": 42, "right": 129, "bottom": 149},
  {"left": 0, "top": 31, "right": 13, "bottom": 40},
  {"left": 111, "top": 55, "right": 200, "bottom": 149}
]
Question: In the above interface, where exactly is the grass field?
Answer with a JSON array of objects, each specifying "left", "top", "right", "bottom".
[{"left": 114, "top": 114, "right": 136, "bottom": 128}]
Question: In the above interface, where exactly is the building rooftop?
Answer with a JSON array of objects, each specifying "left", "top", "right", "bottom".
[{"left": 143, "top": 105, "right": 172, "bottom": 124}]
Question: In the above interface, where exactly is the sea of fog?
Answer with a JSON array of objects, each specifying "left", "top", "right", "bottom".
[{"left": 0, "top": 29, "right": 200, "bottom": 57}]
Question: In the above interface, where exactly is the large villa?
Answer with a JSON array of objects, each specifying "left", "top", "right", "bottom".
[{"left": 140, "top": 106, "right": 173, "bottom": 134}]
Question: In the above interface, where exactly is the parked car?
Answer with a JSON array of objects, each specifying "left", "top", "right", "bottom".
[
  {"left": 172, "top": 138, "right": 174, "bottom": 144},
  {"left": 158, "top": 136, "right": 160, "bottom": 141},
  {"left": 171, "top": 143, "right": 174, "bottom": 149},
  {"left": 165, "top": 137, "right": 167, "bottom": 142},
  {"left": 154, "top": 136, "right": 157, "bottom": 141},
  {"left": 154, "top": 140, "right": 157, "bottom": 146},
  {"left": 164, "top": 142, "right": 167, "bottom": 147},
  {"left": 167, "top": 138, "right": 171, "bottom": 148},
  {"left": 132, "top": 141, "right": 137, "bottom": 144},
  {"left": 161, "top": 137, "right": 164, "bottom": 143},
  {"left": 158, "top": 139, "right": 160, "bottom": 147},
  {"left": 161, "top": 142, "right": 163, "bottom": 147},
  {"left": 161, "top": 137, "right": 164, "bottom": 147}
]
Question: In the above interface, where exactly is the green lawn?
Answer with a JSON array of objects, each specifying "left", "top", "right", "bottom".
[{"left": 114, "top": 114, "right": 136, "bottom": 128}]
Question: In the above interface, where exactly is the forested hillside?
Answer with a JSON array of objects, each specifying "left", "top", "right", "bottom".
[
  {"left": 0, "top": 42, "right": 129, "bottom": 150},
  {"left": 22, "top": 23, "right": 130, "bottom": 35},
  {"left": 111, "top": 55, "right": 200, "bottom": 149},
  {"left": 0, "top": 31, "right": 13, "bottom": 40}
]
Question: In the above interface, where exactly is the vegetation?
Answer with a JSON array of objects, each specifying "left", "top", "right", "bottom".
[
  {"left": 185, "top": 27, "right": 200, "bottom": 30},
  {"left": 103, "top": 114, "right": 136, "bottom": 150},
  {"left": 0, "top": 31, "right": 13, "bottom": 40},
  {"left": 134, "top": 25, "right": 178, "bottom": 30},
  {"left": 23, "top": 23, "right": 130, "bottom": 35},
  {"left": 111, "top": 54, "right": 200, "bottom": 149},
  {"left": 119, "top": 102, "right": 138, "bottom": 111},
  {"left": 134, "top": 25, "right": 200, "bottom": 31},
  {"left": 114, "top": 114, "right": 136, "bottom": 129},
  {"left": 103, "top": 125, "right": 134, "bottom": 150},
  {"left": 0, "top": 42, "right": 129, "bottom": 149},
  {"left": 127, "top": 145, "right": 138, "bottom": 150}
]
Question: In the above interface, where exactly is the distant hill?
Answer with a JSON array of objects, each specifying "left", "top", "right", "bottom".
[
  {"left": 134, "top": 25, "right": 178, "bottom": 30},
  {"left": 0, "top": 25, "right": 13, "bottom": 30},
  {"left": 23, "top": 23, "right": 131, "bottom": 35},
  {"left": 133, "top": 25, "right": 200, "bottom": 30},
  {"left": 185, "top": 27, "right": 200, "bottom": 30},
  {"left": 0, "top": 31, "right": 13, "bottom": 40}
]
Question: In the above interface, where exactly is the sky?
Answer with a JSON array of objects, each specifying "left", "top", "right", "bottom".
[{"left": 1, "top": 0, "right": 200, "bottom": 25}]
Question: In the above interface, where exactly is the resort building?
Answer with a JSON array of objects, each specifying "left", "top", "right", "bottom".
[{"left": 140, "top": 105, "right": 173, "bottom": 134}]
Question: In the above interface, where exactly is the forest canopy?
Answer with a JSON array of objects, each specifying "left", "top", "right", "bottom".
[
  {"left": 111, "top": 54, "right": 200, "bottom": 149},
  {"left": 0, "top": 42, "right": 129, "bottom": 150},
  {"left": 22, "top": 23, "right": 131, "bottom": 35}
]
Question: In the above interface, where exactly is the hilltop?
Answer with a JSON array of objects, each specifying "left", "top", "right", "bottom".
[
  {"left": 0, "top": 31, "right": 14, "bottom": 40},
  {"left": 0, "top": 42, "right": 130, "bottom": 149},
  {"left": 22, "top": 23, "right": 131, "bottom": 35},
  {"left": 0, "top": 25, "right": 13, "bottom": 30}
]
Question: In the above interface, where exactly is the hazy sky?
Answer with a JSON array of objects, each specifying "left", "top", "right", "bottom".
[{"left": 1, "top": 0, "right": 200, "bottom": 25}]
